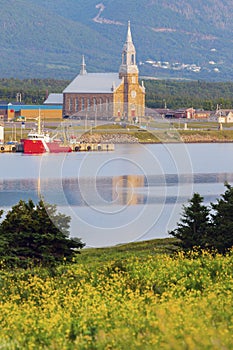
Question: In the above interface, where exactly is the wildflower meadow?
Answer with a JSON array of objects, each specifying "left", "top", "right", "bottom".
[{"left": 0, "top": 239, "right": 232, "bottom": 349}]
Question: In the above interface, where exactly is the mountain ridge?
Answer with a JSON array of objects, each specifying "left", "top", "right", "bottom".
[{"left": 0, "top": 0, "right": 233, "bottom": 81}]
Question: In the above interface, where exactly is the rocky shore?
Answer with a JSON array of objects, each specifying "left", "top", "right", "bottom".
[
  {"left": 180, "top": 134, "right": 233, "bottom": 143},
  {"left": 181, "top": 134, "right": 218, "bottom": 143},
  {"left": 79, "top": 133, "right": 139, "bottom": 144},
  {"left": 79, "top": 131, "right": 233, "bottom": 144}
]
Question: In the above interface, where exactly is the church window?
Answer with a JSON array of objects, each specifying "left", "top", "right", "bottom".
[
  {"left": 99, "top": 98, "right": 103, "bottom": 112},
  {"left": 75, "top": 98, "right": 79, "bottom": 112},
  {"left": 123, "top": 52, "right": 127, "bottom": 64},
  {"left": 132, "top": 76, "right": 136, "bottom": 83},
  {"left": 81, "top": 98, "right": 85, "bottom": 111},
  {"left": 106, "top": 98, "right": 109, "bottom": 111},
  {"left": 68, "top": 98, "right": 73, "bottom": 111},
  {"left": 87, "top": 98, "right": 90, "bottom": 111},
  {"left": 93, "top": 98, "right": 97, "bottom": 111},
  {"left": 131, "top": 54, "right": 135, "bottom": 64},
  {"left": 131, "top": 104, "right": 136, "bottom": 117}
]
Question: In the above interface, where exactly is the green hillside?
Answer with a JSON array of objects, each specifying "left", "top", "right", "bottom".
[
  {"left": 0, "top": 0, "right": 118, "bottom": 78},
  {"left": 1, "top": 0, "right": 233, "bottom": 80}
]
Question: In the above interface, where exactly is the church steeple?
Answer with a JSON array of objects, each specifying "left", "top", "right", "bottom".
[
  {"left": 80, "top": 55, "right": 87, "bottom": 75},
  {"left": 126, "top": 20, "right": 133, "bottom": 44},
  {"left": 119, "top": 21, "right": 138, "bottom": 78}
]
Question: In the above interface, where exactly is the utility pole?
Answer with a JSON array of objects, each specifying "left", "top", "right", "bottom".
[{"left": 16, "top": 93, "right": 22, "bottom": 103}]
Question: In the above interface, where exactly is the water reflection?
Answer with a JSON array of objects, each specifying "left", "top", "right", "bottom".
[
  {"left": 99, "top": 175, "right": 148, "bottom": 205},
  {"left": 1, "top": 172, "right": 233, "bottom": 208},
  {"left": 1, "top": 143, "right": 233, "bottom": 246}
]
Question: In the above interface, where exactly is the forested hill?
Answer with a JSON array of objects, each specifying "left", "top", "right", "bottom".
[
  {"left": 1, "top": 78, "right": 233, "bottom": 110},
  {"left": 144, "top": 80, "right": 233, "bottom": 109},
  {"left": 1, "top": 0, "right": 233, "bottom": 81}
]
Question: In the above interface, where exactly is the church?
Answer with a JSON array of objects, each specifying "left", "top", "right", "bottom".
[{"left": 63, "top": 22, "right": 145, "bottom": 121}]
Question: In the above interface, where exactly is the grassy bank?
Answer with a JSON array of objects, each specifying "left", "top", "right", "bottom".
[
  {"left": 0, "top": 238, "right": 232, "bottom": 349},
  {"left": 4, "top": 121, "right": 233, "bottom": 144},
  {"left": 81, "top": 123, "right": 233, "bottom": 144},
  {"left": 179, "top": 129, "right": 233, "bottom": 142}
]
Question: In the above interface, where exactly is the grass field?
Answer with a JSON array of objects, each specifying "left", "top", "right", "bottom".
[{"left": 0, "top": 238, "right": 232, "bottom": 349}]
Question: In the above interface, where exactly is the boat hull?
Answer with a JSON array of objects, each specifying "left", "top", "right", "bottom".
[
  {"left": 22, "top": 140, "right": 72, "bottom": 154},
  {"left": 47, "top": 142, "right": 72, "bottom": 153}
]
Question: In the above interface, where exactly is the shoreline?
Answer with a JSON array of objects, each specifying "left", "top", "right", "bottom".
[
  {"left": 79, "top": 132, "right": 233, "bottom": 145},
  {"left": 79, "top": 125, "right": 233, "bottom": 144},
  {"left": 139, "top": 140, "right": 233, "bottom": 144}
]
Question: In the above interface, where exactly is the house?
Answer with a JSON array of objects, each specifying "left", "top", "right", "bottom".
[
  {"left": 164, "top": 108, "right": 210, "bottom": 119},
  {"left": 192, "top": 110, "right": 210, "bottom": 119},
  {"left": 218, "top": 110, "right": 233, "bottom": 123},
  {"left": 165, "top": 108, "right": 194, "bottom": 119}
]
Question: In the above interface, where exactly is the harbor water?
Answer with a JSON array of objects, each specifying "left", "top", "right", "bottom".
[{"left": 0, "top": 143, "right": 233, "bottom": 247}]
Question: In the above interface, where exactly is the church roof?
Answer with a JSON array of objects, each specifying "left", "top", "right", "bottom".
[{"left": 63, "top": 73, "right": 122, "bottom": 94}]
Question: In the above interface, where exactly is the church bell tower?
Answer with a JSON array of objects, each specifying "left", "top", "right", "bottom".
[
  {"left": 118, "top": 21, "right": 144, "bottom": 120},
  {"left": 119, "top": 21, "right": 139, "bottom": 79}
]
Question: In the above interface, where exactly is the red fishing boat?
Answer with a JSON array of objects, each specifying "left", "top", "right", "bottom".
[{"left": 21, "top": 113, "right": 72, "bottom": 154}]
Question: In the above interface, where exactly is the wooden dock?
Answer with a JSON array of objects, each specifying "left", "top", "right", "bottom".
[
  {"left": 71, "top": 143, "right": 114, "bottom": 152},
  {"left": 0, "top": 144, "right": 17, "bottom": 152},
  {"left": 0, "top": 143, "right": 114, "bottom": 153}
]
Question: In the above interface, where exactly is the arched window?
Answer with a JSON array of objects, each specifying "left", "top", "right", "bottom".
[
  {"left": 123, "top": 52, "right": 127, "bottom": 64},
  {"left": 75, "top": 98, "right": 79, "bottom": 112},
  {"left": 68, "top": 98, "right": 73, "bottom": 111},
  {"left": 106, "top": 98, "right": 109, "bottom": 111},
  {"left": 99, "top": 98, "right": 103, "bottom": 112},
  {"left": 131, "top": 54, "right": 135, "bottom": 64},
  {"left": 93, "top": 98, "right": 97, "bottom": 111},
  {"left": 131, "top": 104, "right": 136, "bottom": 117},
  {"left": 81, "top": 98, "right": 85, "bottom": 111},
  {"left": 87, "top": 98, "right": 90, "bottom": 111}
]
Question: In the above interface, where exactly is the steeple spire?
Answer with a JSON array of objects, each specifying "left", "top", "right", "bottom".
[
  {"left": 80, "top": 55, "right": 87, "bottom": 75},
  {"left": 126, "top": 20, "right": 133, "bottom": 44},
  {"left": 119, "top": 21, "right": 138, "bottom": 78}
]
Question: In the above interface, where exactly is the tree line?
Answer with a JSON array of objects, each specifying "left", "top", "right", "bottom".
[
  {"left": 144, "top": 80, "right": 233, "bottom": 110},
  {"left": 0, "top": 78, "right": 69, "bottom": 105},
  {"left": 1, "top": 78, "right": 233, "bottom": 110}
]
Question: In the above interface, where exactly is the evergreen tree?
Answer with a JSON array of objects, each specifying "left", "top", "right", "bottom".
[
  {"left": 209, "top": 183, "right": 233, "bottom": 253},
  {"left": 169, "top": 193, "right": 210, "bottom": 250},
  {"left": 0, "top": 199, "right": 85, "bottom": 267}
]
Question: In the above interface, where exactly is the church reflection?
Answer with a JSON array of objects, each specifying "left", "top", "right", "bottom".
[
  {"left": 1, "top": 172, "right": 233, "bottom": 208},
  {"left": 111, "top": 175, "right": 147, "bottom": 205},
  {"left": 60, "top": 175, "right": 148, "bottom": 206}
]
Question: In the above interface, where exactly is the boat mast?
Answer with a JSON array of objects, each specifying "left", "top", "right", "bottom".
[{"left": 38, "top": 109, "right": 41, "bottom": 135}]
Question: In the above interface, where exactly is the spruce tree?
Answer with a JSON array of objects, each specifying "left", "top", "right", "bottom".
[
  {"left": 0, "top": 199, "right": 85, "bottom": 267},
  {"left": 210, "top": 183, "right": 233, "bottom": 253},
  {"left": 169, "top": 193, "right": 210, "bottom": 250}
]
